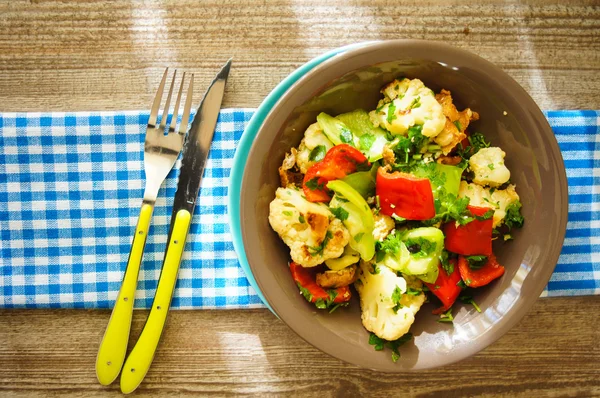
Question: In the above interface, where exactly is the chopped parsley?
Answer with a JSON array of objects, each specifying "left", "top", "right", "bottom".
[
  {"left": 391, "top": 286, "right": 404, "bottom": 313},
  {"left": 488, "top": 163, "right": 495, "bottom": 170},
  {"left": 379, "top": 231, "right": 405, "bottom": 256},
  {"left": 308, "top": 145, "right": 327, "bottom": 162},
  {"left": 308, "top": 230, "right": 333, "bottom": 256},
  {"left": 406, "top": 287, "right": 422, "bottom": 296},
  {"left": 297, "top": 282, "right": 313, "bottom": 303},
  {"left": 328, "top": 302, "right": 349, "bottom": 313},
  {"left": 392, "top": 214, "right": 406, "bottom": 223},
  {"left": 315, "top": 289, "right": 338, "bottom": 310},
  {"left": 354, "top": 232, "right": 364, "bottom": 243},
  {"left": 370, "top": 263, "right": 380, "bottom": 275},
  {"left": 472, "top": 208, "right": 495, "bottom": 222},
  {"left": 439, "top": 249, "right": 454, "bottom": 274},
  {"left": 504, "top": 200, "right": 524, "bottom": 230},
  {"left": 459, "top": 294, "right": 482, "bottom": 312},
  {"left": 387, "top": 102, "right": 397, "bottom": 123},
  {"left": 409, "top": 96, "right": 421, "bottom": 109},
  {"left": 368, "top": 332, "right": 413, "bottom": 363},
  {"left": 456, "top": 280, "right": 467, "bottom": 289},
  {"left": 305, "top": 177, "right": 325, "bottom": 191},
  {"left": 437, "top": 308, "right": 454, "bottom": 323},
  {"left": 407, "top": 124, "right": 427, "bottom": 151},
  {"left": 404, "top": 237, "right": 436, "bottom": 258},
  {"left": 282, "top": 210, "right": 293, "bottom": 217},
  {"left": 468, "top": 132, "right": 490, "bottom": 153},
  {"left": 453, "top": 120, "right": 463, "bottom": 131},
  {"left": 298, "top": 214, "right": 305, "bottom": 223},
  {"left": 465, "top": 255, "right": 488, "bottom": 270},
  {"left": 391, "top": 124, "right": 427, "bottom": 166},
  {"left": 330, "top": 206, "right": 349, "bottom": 221}
]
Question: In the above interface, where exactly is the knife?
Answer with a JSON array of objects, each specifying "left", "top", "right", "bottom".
[{"left": 119, "top": 59, "right": 232, "bottom": 394}]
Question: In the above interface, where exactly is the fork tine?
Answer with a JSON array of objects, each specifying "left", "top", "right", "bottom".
[
  {"left": 158, "top": 70, "right": 177, "bottom": 132},
  {"left": 148, "top": 68, "right": 168, "bottom": 127},
  {"left": 168, "top": 72, "right": 186, "bottom": 134},
  {"left": 178, "top": 74, "right": 194, "bottom": 135}
]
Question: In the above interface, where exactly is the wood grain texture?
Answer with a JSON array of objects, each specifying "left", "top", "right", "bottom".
[
  {"left": 1, "top": 0, "right": 599, "bottom": 396},
  {"left": 0, "top": 0, "right": 599, "bottom": 111},
  {"left": 1, "top": 297, "right": 600, "bottom": 397}
]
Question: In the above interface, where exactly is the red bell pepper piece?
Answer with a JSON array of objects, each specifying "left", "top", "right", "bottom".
[
  {"left": 375, "top": 167, "right": 436, "bottom": 220},
  {"left": 458, "top": 253, "right": 505, "bottom": 288},
  {"left": 289, "top": 262, "right": 351, "bottom": 305},
  {"left": 425, "top": 260, "right": 462, "bottom": 314},
  {"left": 303, "top": 144, "right": 368, "bottom": 202},
  {"left": 443, "top": 205, "right": 493, "bottom": 255}
]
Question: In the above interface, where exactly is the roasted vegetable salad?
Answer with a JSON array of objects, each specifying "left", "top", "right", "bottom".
[{"left": 268, "top": 78, "right": 524, "bottom": 361}]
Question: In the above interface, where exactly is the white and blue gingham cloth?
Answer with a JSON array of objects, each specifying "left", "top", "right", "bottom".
[{"left": 0, "top": 110, "right": 598, "bottom": 308}]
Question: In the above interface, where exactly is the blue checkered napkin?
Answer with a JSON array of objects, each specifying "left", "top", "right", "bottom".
[
  {"left": 0, "top": 110, "right": 598, "bottom": 309},
  {"left": 542, "top": 110, "right": 600, "bottom": 296},
  {"left": 0, "top": 110, "right": 265, "bottom": 309}
]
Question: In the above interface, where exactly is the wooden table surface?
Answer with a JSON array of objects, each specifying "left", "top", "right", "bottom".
[{"left": 1, "top": 1, "right": 599, "bottom": 396}]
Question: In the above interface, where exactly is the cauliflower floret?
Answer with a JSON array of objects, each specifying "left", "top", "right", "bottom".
[
  {"left": 354, "top": 260, "right": 426, "bottom": 341},
  {"left": 269, "top": 187, "right": 349, "bottom": 267},
  {"left": 458, "top": 181, "right": 520, "bottom": 228},
  {"left": 372, "top": 211, "right": 395, "bottom": 242},
  {"left": 469, "top": 147, "right": 511, "bottom": 187},
  {"left": 369, "top": 78, "right": 446, "bottom": 138},
  {"left": 295, "top": 122, "right": 334, "bottom": 174}
]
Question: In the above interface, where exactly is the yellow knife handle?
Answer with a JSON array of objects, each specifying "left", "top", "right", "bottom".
[
  {"left": 96, "top": 203, "right": 154, "bottom": 386},
  {"left": 120, "top": 209, "right": 191, "bottom": 394}
]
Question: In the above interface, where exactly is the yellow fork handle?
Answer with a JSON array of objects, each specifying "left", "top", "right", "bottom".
[
  {"left": 120, "top": 209, "right": 191, "bottom": 394},
  {"left": 96, "top": 203, "right": 154, "bottom": 386}
]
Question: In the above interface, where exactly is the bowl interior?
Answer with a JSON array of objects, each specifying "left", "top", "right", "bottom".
[{"left": 240, "top": 40, "right": 567, "bottom": 371}]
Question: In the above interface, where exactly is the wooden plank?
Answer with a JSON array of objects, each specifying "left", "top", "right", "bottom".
[
  {"left": 0, "top": 297, "right": 599, "bottom": 397},
  {"left": 0, "top": 1, "right": 598, "bottom": 110}
]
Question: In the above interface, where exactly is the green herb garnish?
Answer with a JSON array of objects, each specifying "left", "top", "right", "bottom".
[
  {"left": 409, "top": 96, "right": 421, "bottom": 109},
  {"left": 459, "top": 294, "right": 482, "bottom": 312},
  {"left": 387, "top": 102, "right": 397, "bottom": 123},
  {"left": 437, "top": 308, "right": 454, "bottom": 323},
  {"left": 368, "top": 332, "right": 413, "bottom": 363},
  {"left": 468, "top": 132, "right": 490, "bottom": 153},
  {"left": 504, "top": 200, "right": 524, "bottom": 230},
  {"left": 391, "top": 286, "right": 404, "bottom": 313},
  {"left": 305, "top": 177, "right": 325, "bottom": 191},
  {"left": 465, "top": 255, "right": 488, "bottom": 270},
  {"left": 330, "top": 206, "right": 349, "bottom": 221},
  {"left": 307, "top": 230, "right": 333, "bottom": 256}
]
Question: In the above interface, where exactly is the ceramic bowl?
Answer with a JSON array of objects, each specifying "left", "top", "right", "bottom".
[{"left": 234, "top": 40, "right": 568, "bottom": 370}]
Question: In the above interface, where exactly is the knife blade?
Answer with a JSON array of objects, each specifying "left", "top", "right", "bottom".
[
  {"left": 119, "top": 59, "right": 231, "bottom": 394},
  {"left": 170, "top": 58, "right": 232, "bottom": 221}
]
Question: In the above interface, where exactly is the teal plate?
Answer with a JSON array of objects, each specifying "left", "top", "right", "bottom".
[{"left": 227, "top": 43, "right": 370, "bottom": 313}]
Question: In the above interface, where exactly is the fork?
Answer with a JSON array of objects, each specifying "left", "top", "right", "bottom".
[{"left": 96, "top": 68, "right": 194, "bottom": 386}]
